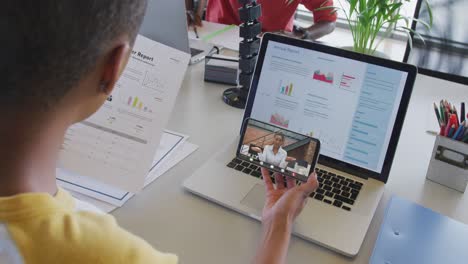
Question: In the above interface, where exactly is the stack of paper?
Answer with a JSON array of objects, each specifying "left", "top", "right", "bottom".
[
  {"left": 56, "top": 35, "right": 196, "bottom": 212},
  {"left": 59, "top": 130, "right": 198, "bottom": 212}
]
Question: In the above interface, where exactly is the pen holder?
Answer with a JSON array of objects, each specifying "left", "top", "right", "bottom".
[{"left": 426, "top": 136, "right": 468, "bottom": 193}]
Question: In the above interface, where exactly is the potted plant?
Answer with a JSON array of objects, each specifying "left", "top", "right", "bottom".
[{"left": 288, "top": 0, "right": 433, "bottom": 56}]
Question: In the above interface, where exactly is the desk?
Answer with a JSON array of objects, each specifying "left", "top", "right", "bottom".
[{"left": 112, "top": 61, "right": 468, "bottom": 264}]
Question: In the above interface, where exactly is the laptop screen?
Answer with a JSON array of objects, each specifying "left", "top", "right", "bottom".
[
  {"left": 249, "top": 41, "right": 409, "bottom": 174},
  {"left": 139, "top": 0, "right": 191, "bottom": 54}
]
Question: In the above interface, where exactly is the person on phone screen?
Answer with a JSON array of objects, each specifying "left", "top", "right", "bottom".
[{"left": 252, "top": 132, "right": 291, "bottom": 168}]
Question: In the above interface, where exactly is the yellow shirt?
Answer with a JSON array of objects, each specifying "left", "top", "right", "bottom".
[{"left": 0, "top": 188, "right": 178, "bottom": 264}]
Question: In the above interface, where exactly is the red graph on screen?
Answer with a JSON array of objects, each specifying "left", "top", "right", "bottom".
[
  {"left": 270, "top": 113, "right": 289, "bottom": 128},
  {"left": 313, "top": 70, "right": 334, "bottom": 84}
]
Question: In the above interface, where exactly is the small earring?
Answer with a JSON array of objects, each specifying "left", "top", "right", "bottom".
[{"left": 100, "top": 82, "right": 108, "bottom": 92}]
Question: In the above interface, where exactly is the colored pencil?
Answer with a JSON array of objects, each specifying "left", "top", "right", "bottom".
[
  {"left": 434, "top": 103, "right": 441, "bottom": 126},
  {"left": 447, "top": 124, "right": 456, "bottom": 138},
  {"left": 461, "top": 102, "right": 465, "bottom": 123}
]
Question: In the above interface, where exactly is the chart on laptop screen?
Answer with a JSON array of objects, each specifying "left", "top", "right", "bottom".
[{"left": 250, "top": 41, "right": 408, "bottom": 173}]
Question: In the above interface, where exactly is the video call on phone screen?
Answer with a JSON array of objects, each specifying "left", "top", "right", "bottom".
[{"left": 238, "top": 119, "right": 319, "bottom": 180}]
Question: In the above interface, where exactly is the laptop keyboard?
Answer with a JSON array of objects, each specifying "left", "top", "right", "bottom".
[
  {"left": 227, "top": 158, "right": 363, "bottom": 212},
  {"left": 313, "top": 168, "right": 362, "bottom": 211},
  {"left": 227, "top": 158, "right": 263, "bottom": 178}
]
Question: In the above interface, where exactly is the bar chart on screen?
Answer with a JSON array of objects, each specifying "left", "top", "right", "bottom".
[{"left": 278, "top": 80, "right": 294, "bottom": 97}]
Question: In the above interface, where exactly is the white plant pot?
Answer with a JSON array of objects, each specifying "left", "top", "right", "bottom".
[{"left": 341, "top": 46, "right": 390, "bottom": 59}]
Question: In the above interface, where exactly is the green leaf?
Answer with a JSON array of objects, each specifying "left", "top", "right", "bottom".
[
  {"left": 411, "top": 17, "right": 432, "bottom": 29},
  {"left": 424, "top": 0, "right": 434, "bottom": 27},
  {"left": 402, "top": 16, "right": 410, "bottom": 27},
  {"left": 349, "top": 0, "right": 358, "bottom": 17},
  {"left": 387, "top": 3, "right": 403, "bottom": 16},
  {"left": 359, "top": 0, "right": 366, "bottom": 14},
  {"left": 403, "top": 30, "right": 413, "bottom": 51},
  {"left": 401, "top": 26, "right": 426, "bottom": 45},
  {"left": 385, "top": 16, "right": 405, "bottom": 25}
]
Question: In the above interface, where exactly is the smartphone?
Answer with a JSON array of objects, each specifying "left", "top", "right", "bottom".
[{"left": 237, "top": 118, "right": 321, "bottom": 182}]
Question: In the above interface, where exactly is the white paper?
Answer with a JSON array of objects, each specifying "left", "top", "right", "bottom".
[
  {"left": 148, "top": 130, "right": 188, "bottom": 173},
  {"left": 58, "top": 35, "right": 190, "bottom": 192},
  {"left": 188, "top": 21, "right": 241, "bottom": 51},
  {"left": 63, "top": 141, "right": 199, "bottom": 212},
  {"left": 57, "top": 168, "right": 132, "bottom": 207},
  {"left": 58, "top": 130, "right": 188, "bottom": 207},
  {"left": 144, "top": 142, "right": 199, "bottom": 187}
]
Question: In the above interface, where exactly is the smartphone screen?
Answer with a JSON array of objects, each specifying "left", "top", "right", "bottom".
[{"left": 237, "top": 118, "right": 321, "bottom": 182}]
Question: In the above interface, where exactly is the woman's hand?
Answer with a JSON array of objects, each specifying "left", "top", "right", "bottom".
[
  {"left": 253, "top": 169, "right": 319, "bottom": 264},
  {"left": 261, "top": 168, "right": 318, "bottom": 225}
]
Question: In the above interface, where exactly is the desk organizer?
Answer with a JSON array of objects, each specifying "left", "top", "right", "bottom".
[
  {"left": 426, "top": 135, "right": 468, "bottom": 193},
  {"left": 204, "top": 54, "right": 239, "bottom": 85}
]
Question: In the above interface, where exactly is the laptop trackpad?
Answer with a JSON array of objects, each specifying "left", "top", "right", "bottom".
[{"left": 240, "top": 184, "right": 266, "bottom": 214}]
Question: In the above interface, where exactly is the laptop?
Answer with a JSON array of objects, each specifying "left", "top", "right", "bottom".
[
  {"left": 184, "top": 33, "right": 417, "bottom": 257},
  {"left": 139, "top": 0, "right": 215, "bottom": 64}
]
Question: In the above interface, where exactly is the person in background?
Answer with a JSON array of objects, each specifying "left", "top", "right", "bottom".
[
  {"left": 195, "top": 0, "right": 337, "bottom": 40},
  {"left": 186, "top": 0, "right": 203, "bottom": 27},
  {"left": 0, "top": 1, "right": 318, "bottom": 263}
]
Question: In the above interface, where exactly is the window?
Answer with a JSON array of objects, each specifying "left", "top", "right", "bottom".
[{"left": 404, "top": 0, "right": 468, "bottom": 84}]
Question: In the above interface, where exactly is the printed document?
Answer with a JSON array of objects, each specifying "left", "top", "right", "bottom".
[{"left": 58, "top": 35, "right": 190, "bottom": 192}]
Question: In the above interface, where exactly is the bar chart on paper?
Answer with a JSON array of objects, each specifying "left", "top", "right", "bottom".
[{"left": 126, "top": 96, "right": 153, "bottom": 113}]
